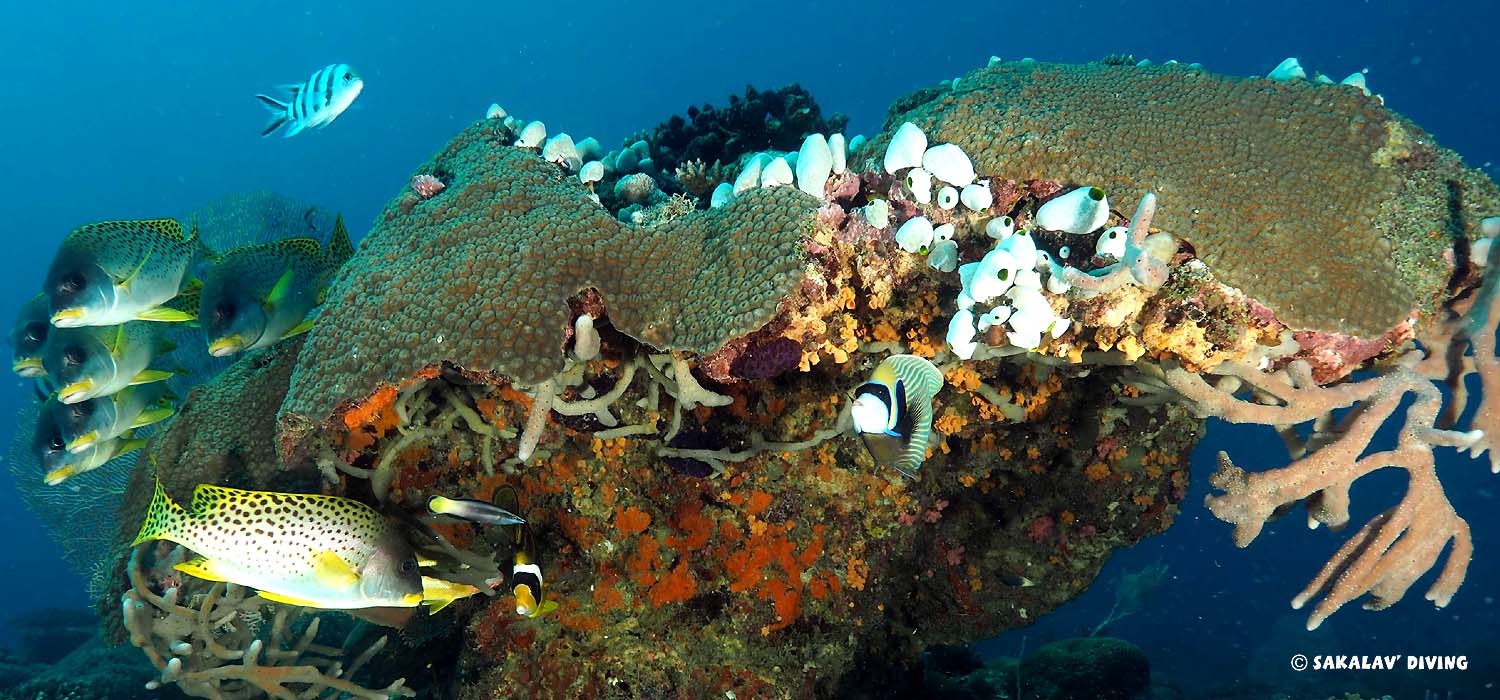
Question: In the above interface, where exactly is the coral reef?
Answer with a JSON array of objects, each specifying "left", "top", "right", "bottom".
[
  {"left": 862, "top": 60, "right": 1500, "bottom": 336},
  {"left": 88, "top": 59, "right": 1500, "bottom": 699}
]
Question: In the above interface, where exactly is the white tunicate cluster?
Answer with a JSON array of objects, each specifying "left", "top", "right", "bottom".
[
  {"left": 863, "top": 199, "right": 891, "bottom": 229},
  {"left": 905, "top": 167, "right": 934, "bottom": 204},
  {"left": 710, "top": 182, "right": 735, "bottom": 209},
  {"left": 579, "top": 161, "right": 605, "bottom": 188},
  {"left": 542, "top": 133, "right": 582, "bottom": 171},
  {"left": 1096, "top": 226, "right": 1127, "bottom": 259},
  {"left": 896, "top": 216, "right": 935, "bottom": 253},
  {"left": 1035, "top": 186, "right": 1110, "bottom": 234},
  {"left": 515, "top": 120, "right": 547, "bottom": 149},
  {"left": 937, "top": 186, "right": 959, "bottom": 210},
  {"left": 1268, "top": 57, "right": 1305, "bottom": 81},
  {"left": 486, "top": 103, "right": 506, "bottom": 120},
  {"left": 946, "top": 229, "right": 1072, "bottom": 356},
  {"left": 883, "top": 123, "right": 992, "bottom": 214},
  {"left": 761, "top": 156, "right": 794, "bottom": 188},
  {"left": 928, "top": 239, "right": 959, "bottom": 272},
  {"left": 796, "top": 133, "right": 834, "bottom": 197},
  {"left": 986, "top": 216, "right": 1015, "bottom": 240}
]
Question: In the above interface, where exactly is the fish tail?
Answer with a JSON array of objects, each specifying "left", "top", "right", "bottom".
[
  {"left": 255, "top": 94, "right": 289, "bottom": 137},
  {"left": 132, "top": 475, "right": 188, "bottom": 546}
]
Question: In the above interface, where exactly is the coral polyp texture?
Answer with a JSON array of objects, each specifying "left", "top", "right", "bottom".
[
  {"left": 93, "top": 58, "right": 1500, "bottom": 699},
  {"left": 864, "top": 61, "right": 1500, "bottom": 336},
  {"left": 280, "top": 123, "right": 816, "bottom": 425}
]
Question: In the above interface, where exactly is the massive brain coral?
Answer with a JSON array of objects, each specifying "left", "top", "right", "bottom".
[
  {"left": 279, "top": 122, "right": 817, "bottom": 425},
  {"left": 868, "top": 61, "right": 1500, "bottom": 336}
]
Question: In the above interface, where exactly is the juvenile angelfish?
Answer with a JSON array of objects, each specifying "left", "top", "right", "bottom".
[
  {"left": 133, "top": 480, "right": 425, "bottom": 610},
  {"left": 10, "top": 294, "right": 51, "bottom": 377},
  {"left": 850, "top": 354, "right": 943, "bottom": 478},
  {"left": 255, "top": 64, "right": 364, "bottom": 138},
  {"left": 33, "top": 402, "right": 144, "bottom": 485},
  {"left": 44, "top": 322, "right": 176, "bottom": 404},
  {"left": 46, "top": 219, "right": 204, "bottom": 327},
  {"left": 49, "top": 382, "right": 174, "bottom": 454},
  {"left": 199, "top": 216, "right": 354, "bottom": 356}
]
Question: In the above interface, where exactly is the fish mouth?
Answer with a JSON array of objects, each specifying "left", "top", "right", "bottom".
[
  {"left": 65, "top": 432, "right": 98, "bottom": 454},
  {"left": 50, "top": 309, "right": 86, "bottom": 327},
  {"left": 58, "top": 380, "right": 95, "bottom": 404},
  {"left": 208, "top": 337, "right": 245, "bottom": 357},
  {"left": 44, "top": 467, "right": 75, "bottom": 485},
  {"left": 11, "top": 359, "right": 43, "bottom": 376}
]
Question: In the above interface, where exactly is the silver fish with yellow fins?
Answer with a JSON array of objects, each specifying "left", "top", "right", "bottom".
[
  {"left": 32, "top": 400, "right": 145, "bottom": 485},
  {"left": 850, "top": 354, "right": 943, "bottom": 478},
  {"left": 46, "top": 218, "right": 204, "bottom": 327},
  {"left": 133, "top": 479, "right": 425, "bottom": 610},
  {"left": 199, "top": 215, "right": 354, "bottom": 356},
  {"left": 48, "top": 382, "right": 174, "bottom": 454},
  {"left": 10, "top": 293, "right": 51, "bottom": 377},
  {"left": 44, "top": 322, "right": 177, "bottom": 404}
]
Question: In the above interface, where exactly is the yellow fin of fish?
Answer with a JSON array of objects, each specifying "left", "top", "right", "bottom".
[
  {"left": 130, "top": 406, "right": 176, "bottom": 429},
  {"left": 118, "top": 436, "right": 147, "bottom": 456},
  {"left": 131, "top": 369, "right": 175, "bottom": 385},
  {"left": 313, "top": 550, "right": 361, "bottom": 588},
  {"left": 116, "top": 250, "right": 153, "bottom": 294},
  {"left": 257, "top": 590, "right": 323, "bottom": 607},
  {"left": 136, "top": 306, "right": 196, "bottom": 322},
  {"left": 175, "top": 557, "right": 232, "bottom": 583},
  {"left": 283, "top": 317, "right": 317, "bottom": 339},
  {"left": 266, "top": 268, "right": 297, "bottom": 307},
  {"left": 179, "top": 277, "right": 203, "bottom": 295}
]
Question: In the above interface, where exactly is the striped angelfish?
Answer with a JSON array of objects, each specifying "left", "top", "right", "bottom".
[
  {"left": 255, "top": 64, "right": 364, "bottom": 138},
  {"left": 850, "top": 354, "right": 944, "bottom": 478}
]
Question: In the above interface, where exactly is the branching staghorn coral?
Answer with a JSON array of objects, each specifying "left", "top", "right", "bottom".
[{"left": 121, "top": 546, "right": 414, "bottom": 699}]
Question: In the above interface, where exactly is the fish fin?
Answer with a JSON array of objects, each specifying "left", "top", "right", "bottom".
[
  {"left": 538, "top": 600, "right": 559, "bottom": 616},
  {"left": 257, "top": 590, "right": 322, "bottom": 607},
  {"left": 260, "top": 116, "right": 288, "bottom": 137},
  {"left": 130, "top": 406, "right": 176, "bottom": 429},
  {"left": 326, "top": 214, "right": 354, "bottom": 266},
  {"left": 427, "top": 597, "right": 454, "bottom": 615},
  {"left": 132, "top": 475, "right": 187, "bottom": 546},
  {"left": 109, "top": 324, "right": 127, "bottom": 356},
  {"left": 266, "top": 267, "right": 296, "bottom": 307},
  {"left": 283, "top": 120, "right": 306, "bottom": 138},
  {"left": 312, "top": 550, "right": 361, "bottom": 588},
  {"left": 256, "top": 93, "right": 288, "bottom": 111},
  {"left": 116, "top": 249, "right": 153, "bottom": 295},
  {"left": 179, "top": 277, "right": 203, "bottom": 295},
  {"left": 135, "top": 306, "right": 197, "bottom": 322},
  {"left": 130, "top": 369, "right": 175, "bottom": 385},
  {"left": 276, "top": 84, "right": 303, "bottom": 95},
  {"left": 256, "top": 95, "right": 289, "bottom": 136},
  {"left": 283, "top": 317, "right": 317, "bottom": 339},
  {"left": 118, "top": 436, "right": 148, "bottom": 457},
  {"left": 175, "top": 557, "right": 232, "bottom": 583}
]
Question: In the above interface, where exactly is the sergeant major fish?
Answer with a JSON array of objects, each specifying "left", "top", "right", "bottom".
[
  {"left": 49, "top": 382, "right": 174, "bottom": 454},
  {"left": 46, "top": 219, "right": 203, "bottom": 327},
  {"left": 32, "top": 401, "right": 145, "bottom": 485},
  {"left": 133, "top": 480, "right": 425, "bottom": 610},
  {"left": 255, "top": 64, "right": 364, "bottom": 138},
  {"left": 850, "top": 354, "right": 943, "bottom": 478},
  {"left": 44, "top": 322, "right": 176, "bottom": 404},
  {"left": 10, "top": 294, "right": 51, "bottom": 377},
  {"left": 199, "top": 215, "right": 354, "bottom": 356}
]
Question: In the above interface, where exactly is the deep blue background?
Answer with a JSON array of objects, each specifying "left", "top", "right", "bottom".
[{"left": 1, "top": 1, "right": 1496, "bottom": 691}]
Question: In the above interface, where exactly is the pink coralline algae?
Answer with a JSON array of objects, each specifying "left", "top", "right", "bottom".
[{"left": 411, "top": 173, "right": 445, "bottom": 198}]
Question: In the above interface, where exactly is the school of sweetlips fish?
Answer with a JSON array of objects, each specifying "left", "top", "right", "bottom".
[{"left": 9, "top": 55, "right": 1500, "bottom": 699}]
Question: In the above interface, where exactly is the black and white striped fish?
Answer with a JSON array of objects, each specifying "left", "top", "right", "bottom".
[{"left": 255, "top": 64, "right": 364, "bottom": 138}]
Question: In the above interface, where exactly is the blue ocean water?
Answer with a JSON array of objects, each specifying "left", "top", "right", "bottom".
[{"left": 0, "top": 1, "right": 1496, "bottom": 696}]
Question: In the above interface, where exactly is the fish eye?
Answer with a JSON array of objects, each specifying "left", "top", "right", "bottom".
[
  {"left": 63, "top": 347, "right": 84, "bottom": 365},
  {"left": 48, "top": 435, "right": 63, "bottom": 451},
  {"left": 212, "top": 301, "right": 235, "bottom": 322},
  {"left": 399, "top": 558, "right": 417, "bottom": 574},
  {"left": 60, "top": 273, "right": 85, "bottom": 293},
  {"left": 23, "top": 323, "right": 47, "bottom": 343},
  {"left": 71, "top": 403, "right": 93, "bottom": 418},
  {"left": 343, "top": 72, "right": 353, "bottom": 81}
]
